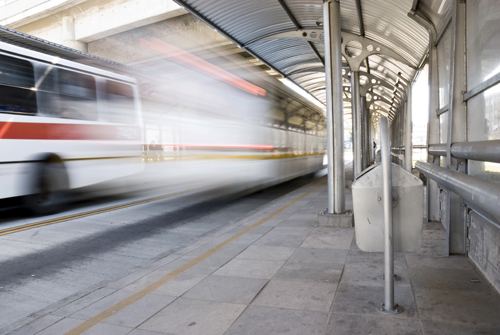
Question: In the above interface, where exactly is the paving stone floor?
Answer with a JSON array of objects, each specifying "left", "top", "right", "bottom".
[{"left": 6, "top": 178, "right": 500, "bottom": 335}]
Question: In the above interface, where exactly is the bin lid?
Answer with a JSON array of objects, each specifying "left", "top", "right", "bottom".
[{"left": 352, "top": 163, "right": 422, "bottom": 189}]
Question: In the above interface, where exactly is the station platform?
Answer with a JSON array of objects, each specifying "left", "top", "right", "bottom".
[{"left": 5, "top": 175, "right": 500, "bottom": 335}]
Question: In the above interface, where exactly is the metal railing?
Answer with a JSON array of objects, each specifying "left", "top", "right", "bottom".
[
  {"left": 415, "top": 161, "right": 500, "bottom": 222},
  {"left": 428, "top": 140, "right": 500, "bottom": 163}
]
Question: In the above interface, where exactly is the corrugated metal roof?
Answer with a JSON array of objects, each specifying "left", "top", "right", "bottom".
[
  {"left": 362, "top": 0, "right": 428, "bottom": 67},
  {"left": 170, "top": 0, "right": 430, "bottom": 121},
  {"left": 418, "top": 0, "right": 453, "bottom": 34}
]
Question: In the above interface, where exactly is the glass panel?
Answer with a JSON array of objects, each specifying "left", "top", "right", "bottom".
[
  {"left": 467, "top": 1, "right": 500, "bottom": 183},
  {"left": 0, "top": 54, "right": 35, "bottom": 88},
  {"left": 467, "top": 0, "right": 500, "bottom": 90},
  {"left": 104, "top": 80, "right": 135, "bottom": 124},
  {"left": 437, "top": 26, "right": 451, "bottom": 108},
  {"left": 0, "top": 54, "right": 37, "bottom": 115},
  {"left": 467, "top": 89, "right": 500, "bottom": 182},
  {"left": 35, "top": 64, "right": 58, "bottom": 117},
  {"left": 57, "top": 69, "right": 97, "bottom": 121},
  {"left": 439, "top": 113, "right": 448, "bottom": 168}
]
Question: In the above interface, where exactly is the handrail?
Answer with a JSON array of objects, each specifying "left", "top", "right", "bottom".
[
  {"left": 428, "top": 140, "right": 500, "bottom": 163},
  {"left": 415, "top": 161, "right": 500, "bottom": 222},
  {"left": 428, "top": 143, "right": 446, "bottom": 156}
]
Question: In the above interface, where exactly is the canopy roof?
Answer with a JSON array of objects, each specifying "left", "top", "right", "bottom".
[{"left": 173, "top": 0, "right": 436, "bottom": 122}]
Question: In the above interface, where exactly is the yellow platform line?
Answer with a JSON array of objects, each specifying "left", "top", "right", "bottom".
[
  {"left": 0, "top": 188, "right": 203, "bottom": 236},
  {"left": 64, "top": 181, "right": 325, "bottom": 335}
]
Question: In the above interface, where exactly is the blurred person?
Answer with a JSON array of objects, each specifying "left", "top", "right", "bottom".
[{"left": 148, "top": 140, "right": 159, "bottom": 160}]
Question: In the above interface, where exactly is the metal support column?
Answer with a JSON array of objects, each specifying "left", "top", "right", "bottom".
[
  {"left": 446, "top": 0, "right": 467, "bottom": 254},
  {"left": 352, "top": 71, "right": 362, "bottom": 178},
  {"left": 380, "top": 116, "right": 404, "bottom": 314},
  {"left": 323, "top": 0, "right": 345, "bottom": 214},
  {"left": 427, "top": 38, "right": 440, "bottom": 222},
  {"left": 405, "top": 85, "right": 412, "bottom": 171},
  {"left": 361, "top": 96, "right": 370, "bottom": 169},
  {"left": 369, "top": 112, "right": 374, "bottom": 162}
]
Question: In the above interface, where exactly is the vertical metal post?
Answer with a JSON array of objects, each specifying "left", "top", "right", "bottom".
[
  {"left": 323, "top": 0, "right": 345, "bottom": 214},
  {"left": 405, "top": 85, "right": 413, "bottom": 171},
  {"left": 427, "top": 40, "right": 441, "bottom": 221},
  {"left": 352, "top": 71, "right": 362, "bottom": 178},
  {"left": 369, "top": 111, "right": 374, "bottom": 162},
  {"left": 379, "top": 116, "right": 404, "bottom": 314},
  {"left": 360, "top": 95, "right": 365, "bottom": 170},
  {"left": 442, "top": 0, "right": 457, "bottom": 256},
  {"left": 447, "top": 0, "right": 467, "bottom": 254},
  {"left": 427, "top": 41, "right": 441, "bottom": 219},
  {"left": 362, "top": 95, "right": 370, "bottom": 169}
]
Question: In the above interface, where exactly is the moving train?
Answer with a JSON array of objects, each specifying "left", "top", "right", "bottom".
[{"left": 0, "top": 38, "right": 327, "bottom": 215}]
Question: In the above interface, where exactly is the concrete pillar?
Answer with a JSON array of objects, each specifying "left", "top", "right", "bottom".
[{"left": 61, "top": 15, "right": 87, "bottom": 52}]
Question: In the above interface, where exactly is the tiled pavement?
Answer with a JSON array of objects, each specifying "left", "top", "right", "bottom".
[{"left": 6, "top": 178, "right": 500, "bottom": 335}]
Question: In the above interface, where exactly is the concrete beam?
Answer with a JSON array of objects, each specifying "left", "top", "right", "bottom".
[
  {"left": 74, "top": 0, "right": 187, "bottom": 43},
  {"left": 0, "top": 0, "right": 87, "bottom": 27},
  {"left": 5, "top": 0, "right": 187, "bottom": 53},
  {"left": 87, "top": 14, "right": 228, "bottom": 65}
]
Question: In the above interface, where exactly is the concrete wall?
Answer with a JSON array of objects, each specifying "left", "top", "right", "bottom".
[
  {"left": 87, "top": 13, "right": 229, "bottom": 65},
  {"left": 1, "top": 0, "right": 186, "bottom": 52},
  {"left": 469, "top": 211, "right": 500, "bottom": 293}
]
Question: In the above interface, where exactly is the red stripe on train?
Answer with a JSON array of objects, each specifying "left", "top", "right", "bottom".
[{"left": 0, "top": 122, "right": 140, "bottom": 141}]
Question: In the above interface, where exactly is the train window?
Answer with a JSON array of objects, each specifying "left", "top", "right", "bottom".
[
  {"left": 34, "top": 64, "right": 58, "bottom": 117},
  {"left": 0, "top": 54, "right": 37, "bottom": 115},
  {"left": 58, "top": 69, "right": 97, "bottom": 121},
  {"left": 104, "top": 80, "right": 135, "bottom": 124}
]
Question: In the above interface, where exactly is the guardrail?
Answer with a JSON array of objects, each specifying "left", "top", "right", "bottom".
[
  {"left": 428, "top": 140, "right": 500, "bottom": 163},
  {"left": 415, "top": 161, "right": 500, "bottom": 222}
]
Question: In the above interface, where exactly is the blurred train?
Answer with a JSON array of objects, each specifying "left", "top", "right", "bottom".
[{"left": 0, "top": 37, "right": 326, "bottom": 215}]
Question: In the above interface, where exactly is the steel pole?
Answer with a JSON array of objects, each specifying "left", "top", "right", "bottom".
[
  {"left": 380, "top": 116, "right": 403, "bottom": 314},
  {"left": 369, "top": 110, "right": 373, "bottom": 163},
  {"left": 323, "top": 0, "right": 345, "bottom": 213},
  {"left": 405, "top": 86, "right": 412, "bottom": 171},
  {"left": 360, "top": 96, "right": 366, "bottom": 169},
  {"left": 362, "top": 95, "right": 370, "bottom": 169},
  {"left": 351, "top": 71, "right": 362, "bottom": 178}
]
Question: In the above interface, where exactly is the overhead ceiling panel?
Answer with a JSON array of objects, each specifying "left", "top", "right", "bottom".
[
  {"left": 361, "top": 0, "right": 428, "bottom": 67},
  {"left": 196, "top": 0, "right": 295, "bottom": 45},
  {"left": 249, "top": 39, "right": 311, "bottom": 65},
  {"left": 284, "top": 61, "right": 325, "bottom": 76},
  {"left": 283, "top": 0, "right": 323, "bottom": 28},
  {"left": 418, "top": 0, "right": 453, "bottom": 34},
  {"left": 368, "top": 54, "right": 413, "bottom": 83},
  {"left": 174, "top": 0, "right": 430, "bottom": 118},
  {"left": 339, "top": 0, "right": 362, "bottom": 35}
]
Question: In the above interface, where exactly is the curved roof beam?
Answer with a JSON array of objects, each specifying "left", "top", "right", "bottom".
[
  {"left": 290, "top": 67, "right": 400, "bottom": 89},
  {"left": 340, "top": 98, "right": 390, "bottom": 118},
  {"left": 341, "top": 73, "right": 397, "bottom": 96},
  {"left": 309, "top": 85, "right": 394, "bottom": 117},
  {"left": 247, "top": 29, "right": 416, "bottom": 71},
  {"left": 343, "top": 85, "right": 404, "bottom": 108},
  {"left": 288, "top": 66, "right": 348, "bottom": 77}
]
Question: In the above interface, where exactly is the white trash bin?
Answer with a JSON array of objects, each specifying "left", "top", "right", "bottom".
[{"left": 352, "top": 163, "right": 424, "bottom": 252}]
